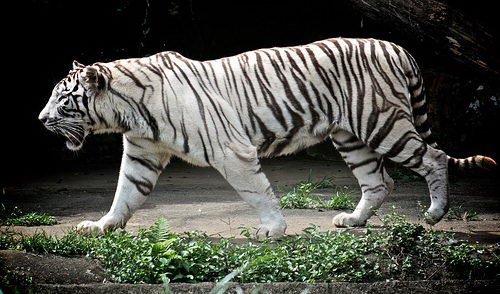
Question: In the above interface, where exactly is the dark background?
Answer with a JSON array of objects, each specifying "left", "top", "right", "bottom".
[{"left": 4, "top": 0, "right": 500, "bottom": 185}]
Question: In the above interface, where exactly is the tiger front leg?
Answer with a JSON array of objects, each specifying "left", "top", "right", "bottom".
[{"left": 77, "top": 137, "right": 171, "bottom": 234}]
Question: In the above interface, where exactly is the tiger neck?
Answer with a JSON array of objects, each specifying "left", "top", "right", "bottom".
[{"left": 90, "top": 75, "right": 160, "bottom": 140}]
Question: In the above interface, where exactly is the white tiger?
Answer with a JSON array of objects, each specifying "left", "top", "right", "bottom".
[{"left": 39, "top": 38, "right": 496, "bottom": 238}]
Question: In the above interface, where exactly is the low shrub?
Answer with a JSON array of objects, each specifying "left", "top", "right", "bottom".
[{"left": 1, "top": 214, "right": 497, "bottom": 284}]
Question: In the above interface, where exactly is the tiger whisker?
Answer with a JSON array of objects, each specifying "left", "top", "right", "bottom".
[
  {"left": 50, "top": 122, "right": 85, "bottom": 146},
  {"left": 60, "top": 125, "right": 83, "bottom": 134},
  {"left": 63, "top": 128, "right": 83, "bottom": 142}
]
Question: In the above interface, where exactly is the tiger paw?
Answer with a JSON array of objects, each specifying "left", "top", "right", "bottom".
[
  {"left": 424, "top": 209, "right": 446, "bottom": 225},
  {"left": 332, "top": 212, "right": 367, "bottom": 227},
  {"left": 77, "top": 216, "right": 122, "bottom": 235},
  {"left": 77, "top": 220, "right": 106, "bottom": 235},
  {"left": 256, "top": 222, "right": 287, "bottom": 240}
]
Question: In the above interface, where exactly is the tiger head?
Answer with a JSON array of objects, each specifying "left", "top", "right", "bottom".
[{"left": 39, "top": 61, "right": 106, "bottom": 151}]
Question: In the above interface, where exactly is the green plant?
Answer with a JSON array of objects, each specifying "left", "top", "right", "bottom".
[
  {"left": 387, "top": 165, "right": 422, "bottom": 182},
  {"left": 0, "top": 230, "right": 20, "bottom": 250},
  {"left": 320, "top": 192, "right": 355, "bottom": 210},
  {"left": 378, "top": 210, "right": 497, "bottom": 280},
  {"left": 279, "top": 177, "right": 355, "bottom": 210},
  {"left": 446, "top": 205, "right": 479, "bottom": 221},
  {"left": 1, "top": 213, "right": 497, "bottom": 285},
  {"left": 0, "top": 205, "right": 57, "bottom": 226},
  {"left": 19, "top": 230, "right": 98, "bottom": 256}
]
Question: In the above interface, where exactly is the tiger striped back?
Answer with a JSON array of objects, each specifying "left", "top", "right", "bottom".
[{"left": 93, "top": 38, "right": 429, "bottom": 160}]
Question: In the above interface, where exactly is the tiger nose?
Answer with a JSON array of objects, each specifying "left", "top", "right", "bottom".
[{"left": 38, "top": 114, "right": 49, "bottom": 124}]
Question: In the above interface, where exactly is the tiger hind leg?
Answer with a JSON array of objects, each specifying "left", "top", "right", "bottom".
[
  {"left": 410, "top": 146, "right": 449, "bottom": 224},
  {"left": 367, "top": 119, "right": 449, "bottom": 225},
  {"left": 331, "top": 130, "right": 394, "bottom": 227}
]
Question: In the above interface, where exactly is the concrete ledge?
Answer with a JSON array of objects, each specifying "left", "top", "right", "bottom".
[{"left": 5, "top": 280, "right": 498, "bottom": 294}]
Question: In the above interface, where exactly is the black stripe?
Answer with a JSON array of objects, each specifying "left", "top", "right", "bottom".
[
  {"left": 415, "top": 120, "right": 430, "bottom": 134},
  {"left": 335, "top": 142, "right": 366, "bottom": 153},
  {"left": 368, "top": 108, "right": 402, "bottom": 150},
  {"left": 172, "top": 62, "right": 209, "bottom": 130},
  {"left": 254, "top": 113, "right": 276, "bottom": 155},
  {"left": 284, "top": 49, "right": 307, "bottom": 80},
  {"left": 125, "top": 173, "right": 153, "bottom": 195},
  {"left": 180, "top": 114, "right": 190, "bottom": 153},
  {"left": 253, "top": 64, "right": 288, "bottom": 130},
  {"left": 111, "top": 65, "right": 160, "bottom": 140},
  {"left": 413, "top": 104, "right": 428, "bottom": 116},
  {"left": 349, "top": 157, "right": 379, "bottom": 170},
  {"left": 263, "top": 50, "right": 305, "bottom": 114},
  {"left": 404, "top": 143, "right": 427, "bottom": 169},
  {"left": 125, "top": 137, "right": 143, "bottom": 149},
  {"left": 198, "top": 130, "right": 210, "bottom": 164},
  {"left": 270, "top": 102, "right": 304, "bottom": 156},
  {"left": 362, "top": 184, "right": 387, "bottom": 194},
  {"left": 127, "top": 154, "right": 163, "bottom": 173}
]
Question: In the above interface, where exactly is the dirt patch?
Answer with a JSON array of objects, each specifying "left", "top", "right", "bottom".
[
  {"left": 0, "top": 250, "right": 106, "bottom": 285},
  {"left": 4, "top": 280, "right": 500, "bottom": 294}
]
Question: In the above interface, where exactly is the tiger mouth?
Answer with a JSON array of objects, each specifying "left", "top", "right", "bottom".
[
  {"left": 62, "top": 130, "right": 86, "bottom": 151},
  {"left": 65, "top": 136, "right": 84, "bottom": 151},
  {"left": 46, "top": 123, "right": 86, "bottom": 151}
]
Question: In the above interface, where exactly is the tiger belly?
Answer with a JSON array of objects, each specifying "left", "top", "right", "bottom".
[{"left": 254, "top": 119, "right": 337, "bottom": 157}]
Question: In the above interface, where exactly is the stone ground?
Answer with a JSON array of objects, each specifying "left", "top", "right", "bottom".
[{"left": 2, "top": 157, "right": 500, "bottom": 243}]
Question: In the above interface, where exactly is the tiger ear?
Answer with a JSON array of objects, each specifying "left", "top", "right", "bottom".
[
  {"left": 72, "top": 60, "right": 85, "bottom": 70},
  {"left": 80, "top": 66, "right": 105, "bottom": 92}
]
